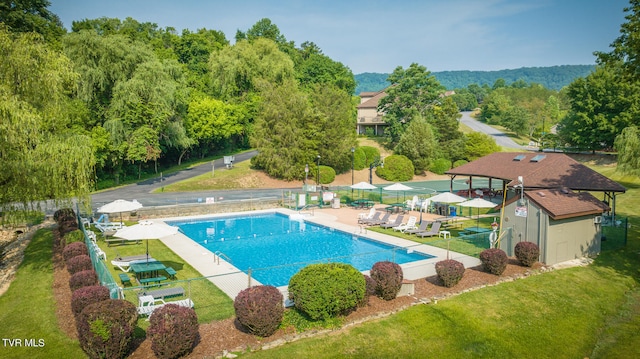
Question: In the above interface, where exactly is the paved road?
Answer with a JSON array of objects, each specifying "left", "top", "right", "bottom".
[
  {"left": 89, "top": 150, "right": 290, "bottom": 210},
  {"left": 459, "top": 111, "right": 527, "bottom": 150}
]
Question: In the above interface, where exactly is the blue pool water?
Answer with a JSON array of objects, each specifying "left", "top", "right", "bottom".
[{"left": 168, "top": 212, "right": 433, "bottom": 287}]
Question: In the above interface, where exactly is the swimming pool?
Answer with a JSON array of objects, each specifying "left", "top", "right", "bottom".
[{"left": 168, "top": 212, "right": 433, "bottom": 287}]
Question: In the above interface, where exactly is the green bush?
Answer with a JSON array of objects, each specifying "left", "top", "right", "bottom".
[
  {"left": 480, "top": 248, "right": 508, "bottom": 275},
  {"left": 453, "top": 159, "right": 468, "bottom": 168},
  {"left": 77, "top": 299, "right": 137, "bottom": 359},
  {"left": 69, "top": 269, "right": 98, "bottom": 292},
  {"left": 62, "top": 241, "right": 88, "bottom": 262},
  {"left": 148, "top": 304, "right": 199, "bottom": 359},
  {"left": 234, "top": 285, "right": 284, "bottom": 337},
  {"left": 318, "top": 165, "right": 336, "bottom": 185},
  {"left": 67, "top": 254, "right": 93, "bottom": 275},
  {"left": 65, "top": 229, "right": 85, "bottom": 245},
  {"left": 288, "top": 263, "right": 366, "bottom": 320},
  {"left": 435, "top": 259, "right": 465, "bottom": 287},
  {"left": 71, "top": 285, "right": 110, "bottom": 318},
  {"left": 375, "top": 155, "right": 414, "bottom": 182},
  {"left": 353, "top": 147, "right": 367, "bottom": 170},
  {"left": 514, "top": 241, "right": 540, "bottom": 267},
  {"left": 360, "top": 146, "right": 380, "bottom": 167},
  {"left": 370, "top": 261, "right": 403, "bottom": 300},
  {"left": 430, "top": 158, "right": 452, "bottom": 175}
]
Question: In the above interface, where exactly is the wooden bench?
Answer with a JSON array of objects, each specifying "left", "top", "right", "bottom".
[
  {"left": 165, "top": 267, "right": 177, "bottom": 279},
  {"left": 142, "top": 287, "right": 185, "bottom": 300},
  {"left": 118, "top": 273, "right": 131, "bottom": 286},
  {"left": 139, "top": 276, "right": 167, "bottom": 285}
]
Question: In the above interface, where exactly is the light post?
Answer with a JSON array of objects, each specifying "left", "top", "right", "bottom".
[
  {"left": 351, "top": 147, "right": 355, "bottom": 195},
  {"left": 369, "top": 156, "right": 383, "bottom": 185},
  {"left": 304, "top": 164, "right": 309, "bottom": 185},
  {"left": 316, "top": 155, "right": 321, "bottom": 188}
]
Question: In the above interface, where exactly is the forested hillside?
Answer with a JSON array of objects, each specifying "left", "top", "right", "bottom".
[{"left": 355, "top": 65, "right": 595, "bottom": 94}]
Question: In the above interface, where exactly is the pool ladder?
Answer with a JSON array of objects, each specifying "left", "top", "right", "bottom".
[{"left": 214, "top": 251, "right": 232, "bottom": 265}]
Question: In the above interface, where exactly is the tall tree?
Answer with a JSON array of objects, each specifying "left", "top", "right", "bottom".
[
  {"left": 394, "top": 118, "right": 439, "bottom": 173},
  {"left": 378, "top": 63, "right": 445, "bottom": 145},
  {"left": 0, "top": 0, "right": 65, "bottom": 45},
  {"left": 596, "top": 0, "right": 640, "bottom": 82},
  {"left": 0, "top": 28, "right": 93, "bottom": 211},
  {"left": 614, "top": 125, "right": 640, "bottom": 175}
]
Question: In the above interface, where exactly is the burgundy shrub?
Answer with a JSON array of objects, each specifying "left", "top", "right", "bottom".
[
  {"left": 67, "top": 254, "right": 94, "bottom": 275},
  {"left": 70, "top": 269, "right": 98, "bottom": 291},
  {"left": 147, "top": 304, "right": 199, "bottom": 359},
  {"left": 514, "top": 241, "right": 540, "bottom": 267},
  {"left": 479, "top": 248, "right": 508, "bottom": 275},
  {"left": 435, "top": 259, "right": 465, "bottom": 288},
  {"left": 62, "top": 241, "right": 88, "bottom": 262},
  {"left": 71, "top": 285, "right": 111, "bottom": 318},
  {"left": 77, "top": 299, "right": 137, "bottom": 359},
  {"left": 370, "top": 261, "right": 403, "bottom": 301},
  {"left": 234, "top": 285, "right": 284, "bottom": 337}
]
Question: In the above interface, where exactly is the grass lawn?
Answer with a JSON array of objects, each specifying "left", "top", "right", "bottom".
[
  {"left": 155, "top": 160, "right": 259, "bottom": 192},
  {"left": 89, "top": 230, "right": 235, "bottom": 326},
  {"left": 0, "top": 229, "right": 85, "bottom": 359}
]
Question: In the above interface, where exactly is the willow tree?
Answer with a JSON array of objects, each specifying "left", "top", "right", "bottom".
[
  {"left": 0, "top": 28, "right": 94, "bottom": 214},
  {"left": 614, "top": 125, "right": 640, "bottom": 175}
]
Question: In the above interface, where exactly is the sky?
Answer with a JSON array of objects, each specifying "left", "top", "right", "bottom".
[{"left": 48, "top": 0, "right": 630, "bottom": 74}]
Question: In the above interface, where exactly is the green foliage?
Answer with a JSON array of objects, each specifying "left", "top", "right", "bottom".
[
  {"left": 62, "top": 242, "right": 88, "bottom": 262},
  {"left": 66, "top": 254, "right": 93, "bottom": 275},
  {"left": 318, "top": 165, "right": 336, "bottom": 185},
  {"left": 375, "top": 155, "right": 414, "bottom": 182},
  {"left": 429, "top": 158, "right": 452, "bottom": 175},
  {"left": 378, "top": 63, "right": 445, "bottom": 145},
  {"left": 464, "top": 132, "right": 500, "bottom": 161},
  {"left": 288, "top": 263, "right": 366, "bottom": 320},
  {"left": 453, "top": 159, "right": 468, "bottom": 168},
  {"left": 353, "top": 147, "right": 367, "bottom": 170},
  {"left": 77, "top": 299, "right": 137, "bottom": 359},
  {"left": 234, "top": 285, "right": 284, "bottom": 337},
  {"left": 69, "top": 269, "right": 98, "bottom": 292},
  {"left": 394, "top": 118, "right": 438, "bottom": 173},
  {"left": 148, "top": 304, "right": 199, "bottom": 359},
  {"left": 370, "top": 261, "right": 403, "bottom": 301},
  {"left": 435, "top": 259, "right": 466, "bottom": 288},
  {"left": 71, "top": 285, "right": 111, "bottom": 318},
  {"left": 514, "top": 242, "right": 540, "bottom": 267},
  {"left": 614, "top": 125, "right": 640, "bottom": 175},
  {"left": 479, "top": 248, "right": 508, "bottom": 275},
  {"left": 0, "top": 0, "right": 66, "bottom": 45},
  {"left": 64, "top": 229, "right": 85, "bottom": 245},
  {"left": 360, "top": 146, "right": 381, "bottom": 167}
]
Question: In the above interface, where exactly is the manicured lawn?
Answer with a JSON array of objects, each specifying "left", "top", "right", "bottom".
[
  {"left": 89, "top": 231, "right": 235, "bottom": 326},
  {"left": 0, "top": 229, "right": 85, "bottom": 359}
]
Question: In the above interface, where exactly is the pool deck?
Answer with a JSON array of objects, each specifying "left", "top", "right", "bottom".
[{"left": 157, "top": 205, "right": 481, "bottom": 301}]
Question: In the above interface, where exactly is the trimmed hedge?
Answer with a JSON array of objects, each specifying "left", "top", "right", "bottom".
[
  {"left": 480, "top": 248, "right": 508, "bottom": 275},
  {"left": 375, "top": 155, "right": 414, "bottom": 182},
  {"left": 430, "top": 158, "right": 452, "bottom": 175},
  {"left": 370, "top": 261, "right": 403, "bottom": 300},
  {"left": 62, "top": 242, "right": 88, "bottom": 262},
  {"left": 234, "top": 285, "right": 284, "bottom": 337},
  {"left": 71, "top": 285, "right": 111, "bottom": 318},
  {"left": 515, "top": 241, "right": 540, "bottom": 267},
  {"left": 67, "top": 254, "right": 93, "bottom": 275},
  {"left": 54, "top": 208, "right": 75, "bottom": 223},
  {"left": 70, "top": 269, "right": 98, "bottom": 291},
  {"left": 148, "top": 304, "right": 199, "bottom": 359},
  {"left": 288, "top": 263, "right": 365, "bottom": 320},
  {"left": 317, "top": 165, "right": 336, "bottom": 185},
  {"left": 64, "top": 229, "right": 85, "bottom": 245},
  {"left": 77, "top": 299, "right": 137, "bottom": 359},
  {"left": 435, "top": 259, "right": 465, "bottom": 288}
]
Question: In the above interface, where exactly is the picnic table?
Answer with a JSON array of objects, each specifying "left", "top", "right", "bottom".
[
  {"left": 385, "top": 203, "right": 407, "bottom": 214},
  {"left": 350, "top": 199, "right": 374, "bottom": 209},
  {"left": 130, "top": 260, "right": 167, "bottom": 282}
]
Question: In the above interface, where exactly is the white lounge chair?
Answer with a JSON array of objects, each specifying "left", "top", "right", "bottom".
[
  {"left": 137, "top": 295, "right": 194, "bottom": 317},
  {"left": 357, "top": 208, "right": 376, "bottom": 223},
  {"left": 393, "top": 216, "right": 417, "bottom": 232},
  {"left": 111, "top": 256, "right": 156, "bottom": 272}
]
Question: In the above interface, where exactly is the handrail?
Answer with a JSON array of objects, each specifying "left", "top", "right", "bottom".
[
  {"left": 214, "top": 251, "right": 232, "bottom": 265},
  {"left": 298, "top": 204, "right": 315, "bottom": 216}
]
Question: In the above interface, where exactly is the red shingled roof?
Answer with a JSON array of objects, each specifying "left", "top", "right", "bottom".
[
  {"left": 522, "top": 189, "right": 610, "bottom": 220},
  {"left": 446, "top": 152, "right": 626, "bottom": 193}
]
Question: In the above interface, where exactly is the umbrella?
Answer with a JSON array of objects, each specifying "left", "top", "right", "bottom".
[
  {"left": 114, "top": 220, "right": 179, "bottom": 262},
  {"left": 428, "top": 192, "right": 467, "bottom": 203},
  {"left": 459, "top": 198, "right": 497, "bottom": 228},
  {"left": 383, "top": 183, "right": 413, "bottom": 203},
  {"left": 97, "top": 199, "right": 143, "bottom": 224},
  {"left": 351, "top": 181, "right": 377, "bottom": 200}
]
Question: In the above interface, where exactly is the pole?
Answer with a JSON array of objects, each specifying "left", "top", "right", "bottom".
[
  {"left": 316, "top": 155, "right": 321, "bottom": 187},
  {"left": 351, "top": 147, "right": 355, "bottom": 195}
]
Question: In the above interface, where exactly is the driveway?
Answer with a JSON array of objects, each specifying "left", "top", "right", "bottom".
[{"left": 459, "top": 111, "right": 527, "bottom": 150}]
